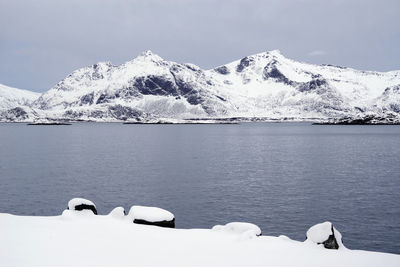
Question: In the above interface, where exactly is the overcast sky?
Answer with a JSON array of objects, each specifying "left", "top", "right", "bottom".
[{"left": 0, "top": 0, "right": 399, "bottom": 92}]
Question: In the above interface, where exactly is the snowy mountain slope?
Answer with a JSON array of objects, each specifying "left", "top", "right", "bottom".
[
  {"left": 207, "top": 50, "right": 400, "bottom": 118},
  {"left": 0, "top": 84, "right": 41, "bottom": 122},
  {"left": 0, "top": 83, "right": 40, "bottom": 110},
  {"left": 32, "top": 51, "right": 233, "bottom": 121},
  {"left": 375, "top": 84, "right": 400, "bottom": 113},
  {"left": 1, "top": 50, "right": 400, "bottom": 122}
]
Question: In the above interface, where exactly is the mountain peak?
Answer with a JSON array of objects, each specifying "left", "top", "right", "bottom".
[
  {"left": 268, "top": 49, "right": 282, "bottom": 55},
  {"left": 137, "top": 50, "right": 163, "bottom": 62},
  {"left": 256, "top": 49, "right": 283, "bottom": 58}
]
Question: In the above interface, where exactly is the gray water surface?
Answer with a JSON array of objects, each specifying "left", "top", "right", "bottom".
[{"left": 0, "top": 122, "right": 399, "bottom": 254}]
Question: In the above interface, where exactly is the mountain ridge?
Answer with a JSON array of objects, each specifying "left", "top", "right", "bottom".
[{"left": 1, "top": 50, "right": 399, "bottom": 122}]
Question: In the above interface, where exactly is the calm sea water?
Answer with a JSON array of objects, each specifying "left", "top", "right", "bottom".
[{"left": 0, "top": 122, "right": 399, "bottom": 254}]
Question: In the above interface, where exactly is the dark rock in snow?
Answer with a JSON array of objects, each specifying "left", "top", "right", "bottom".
[
  {"left": 80, "top": 92, "right": 94, "bottom": 105},
  {"left": 96, "top": 93, "right": 114, "bottom": 104},
  {"left": 108, "top": 105, "right": 143, "bottom": 120},
  {"left": 133, "top": 218, "right": 175, "bottom": 228},
  {"left": 67, "top": 198, "right": 97, "bottom": 215},
  {"left": 314, "top": 114, "right": 400, "bottom": 125},
  {"left": 128, "top": 205, "right": 175, "bottom": 228},
  {"left": 322, "top": 229, "right": 340, "bottom": 249},
  {"left": 27, "top": 122, "right": 71, "bottom": 126},
  {"left": 236, "top": 57, "right": 253, "bottom": 72},
  {"left": 2, "top": 107, "right": 29, "bottom": 121},
  {"left": 73, "top": 204, "right": 98, "bottom": 214},
  {"left": 298, "top": 79, "right": 328, "bottom": 92},
  {"left": 214, "top": 66, "right": 230, "bottom": 75},
  {"left": 306, "top": 221, "right": 344, "bottom": 249},
  {"left": 134, "top": 75, "right": 177, "bottom": 96},
  {"left": 263, "top": 63, "right": 292, "bottom": 85}
]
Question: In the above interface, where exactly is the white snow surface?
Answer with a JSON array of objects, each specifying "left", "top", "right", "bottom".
[
  {"left": 212, "top": 222, "right": 262, "bottom": 236},
  {"left": 128, "top": 205, "right": 174, "bottom": 222},
  {"left": 0, "top": 212, "right": 398, "bottom": 267},
  {"left": 67, "top": 198, "right": 96, "bottom": 210}
]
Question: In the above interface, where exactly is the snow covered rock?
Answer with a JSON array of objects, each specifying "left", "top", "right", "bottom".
[
  {"left": 128, "top": 205, "right": 175, "bottom": 228},
  {"left": 306, "top": 221, "right": 344, "bottom": 249},
  {"left": 212, "top": 222, "right": 262, "bottom": 237},
  {"left": 67, "top": 198, "right": 97, "bottom": 215},
  {"left": 108, "top": 207, "right": 126, "bottom": 219}
]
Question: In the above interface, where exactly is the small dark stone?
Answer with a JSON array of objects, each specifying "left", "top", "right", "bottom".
[{"left": 216, "top": 95, "right": 226, "bottom": 101}]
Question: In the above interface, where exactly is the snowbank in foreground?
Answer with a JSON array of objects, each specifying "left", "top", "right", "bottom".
[{"left": 0, "top": 211, "right": 398, "bottom": 267}]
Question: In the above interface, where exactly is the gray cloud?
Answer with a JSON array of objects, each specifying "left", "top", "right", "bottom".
[{"left": 0, "top": 0, "right": 399, "bottom": 92}]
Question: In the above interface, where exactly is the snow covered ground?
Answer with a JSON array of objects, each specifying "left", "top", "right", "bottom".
[{"left": 0, "top": 210, "right": 398, "bottom": 267}]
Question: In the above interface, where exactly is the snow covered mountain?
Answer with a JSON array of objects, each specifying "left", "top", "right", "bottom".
[
  {"left": 31, "top": 51, "right": 230, "bottom": 121},
  {"left": 1, "top": 50, "right": 400, "bottom": 122},
  {"left": 0, "top": 83, "right": 40, "bottom": 109},
  {"left": 0, "top": 84, "right": 40, "bottom": 121}
]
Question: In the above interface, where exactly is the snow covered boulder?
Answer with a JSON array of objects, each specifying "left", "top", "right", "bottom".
[
  {"left": 108, "top": 207, "right": 126, "bottom": 219},
  {"left": 67, "top": 198, "right": 97, "bottom": 215},
  {"left": 212, "top": 222, "right": 262, "bottom": 237},
  {"left": 128, "top": 206, "right": 175, "bottom": 228},
  {"left": 306, "top": 221, "right": 344, "bottom": 249}
]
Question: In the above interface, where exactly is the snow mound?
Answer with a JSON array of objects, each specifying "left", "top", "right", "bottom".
[
  {"left": 306, "top": 221, "right": 344, "bottom": 249},
  {"left": 61, "top": 209, "right": 96, "bottom": 219},
  {"left": 212, "top": 222, "right": 262, "bottom": 237},
  {"left": 128, "top": 205, "right": 175, "bottom": 228},
  {"left": 108, "top": 207, "right": 126, "bottom": 218},
  {"left": 67, "top": 198, "right": 97, "bottom": 215},
  {"left": 278, "top": 235, "right": 292, "bottom": 241}
]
